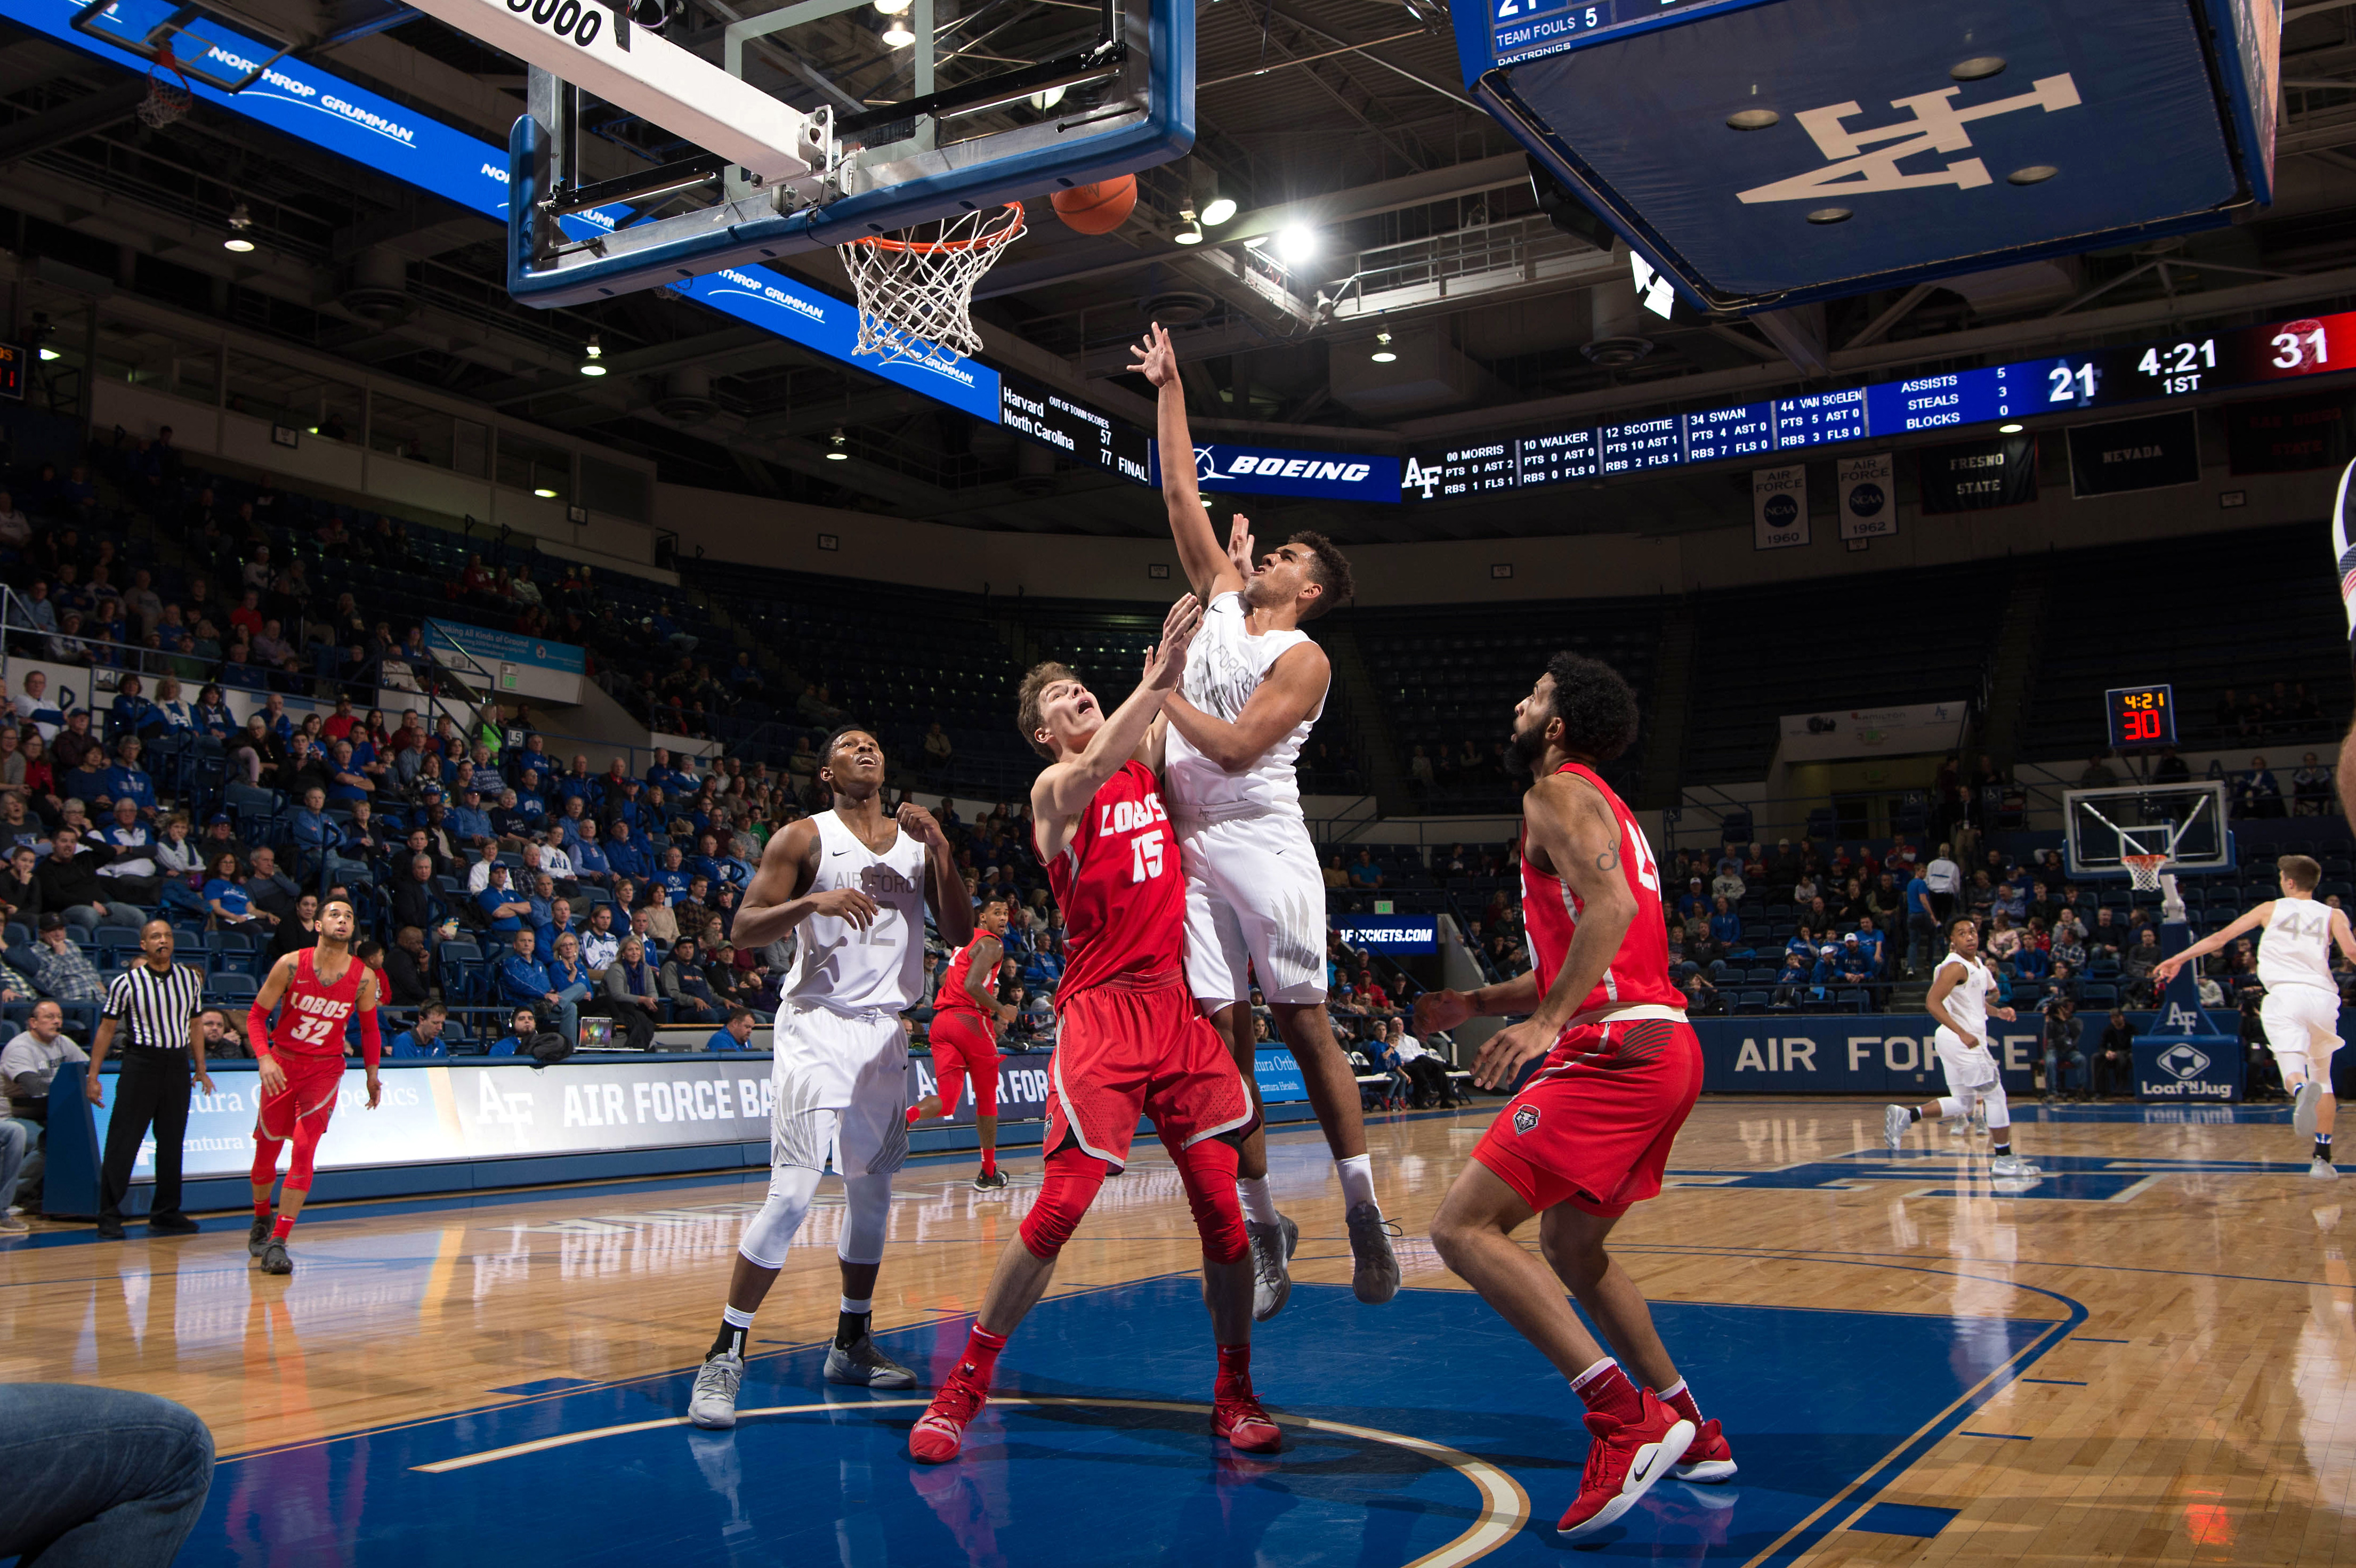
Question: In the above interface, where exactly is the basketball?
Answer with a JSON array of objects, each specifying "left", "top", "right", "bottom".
[{"left": 1049, "top": 175, "right": 1136, "bottom": 236}]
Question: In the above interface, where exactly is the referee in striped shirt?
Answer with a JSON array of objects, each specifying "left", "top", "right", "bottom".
[{"left": 85, "top": 919, "right": 212, "bottom": 1240}]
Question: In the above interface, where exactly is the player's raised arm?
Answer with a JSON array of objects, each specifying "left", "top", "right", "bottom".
[
  {"left": 2151, "top": 903, "right": 2274, "bottom": 984},
  {"left": 1128, "top": 324, "right": 1242, "bottom": 601},
  {"left": 1465, "top": 772, "right": 1635, "bottom": 1088},
  {"left": 898, "top": 801, "right": 974, "bottom": 948},
  {"left": 1032, "top": 595, "right": 1201, "bottom": 831},
  {"left": 1163, "top": 638, "right": 1330, "bottom": 772},
  {"left": 731, "top": 818, "right": 873, "bottom": 949}
]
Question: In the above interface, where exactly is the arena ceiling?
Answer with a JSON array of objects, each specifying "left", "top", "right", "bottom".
[{"left": 5, "top": 0, "right": 2356, "bottom": 544}]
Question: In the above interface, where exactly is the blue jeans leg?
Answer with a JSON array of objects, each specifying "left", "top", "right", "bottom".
[
  {"left": 554, "top": 982, "right": 590, "bottom": 1042},
  {"left": 0, "top": 1384, "right": 214, "bottom": 1567},
  {"left": 0, "top": 1117, "right": 24, "bottom": 1211},
  {"left": 63, "top": 906, "right": 101, "bottom": 931}
]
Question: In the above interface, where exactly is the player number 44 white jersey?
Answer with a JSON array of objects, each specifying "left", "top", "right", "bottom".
[
  {"left": 2260, "top": 897, "right": 2338, "bottom": 995},
  {"left": 1164, "top": 591, "right": 1326, "bottom": 820}
]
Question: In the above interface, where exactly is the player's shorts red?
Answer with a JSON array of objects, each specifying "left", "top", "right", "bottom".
[
  {"left": 1472, "top": 1014, "right": 1701, "bottom": 1218},
  {"left": 255, "top": 1054, "right": 346, "bottom": 1143},
  {"left": 929, "top": 1008, "right": 1000, "bottom": 1114},
  {"left": 1047, "top": 970, "right": 1255, "bottom": 1170}
]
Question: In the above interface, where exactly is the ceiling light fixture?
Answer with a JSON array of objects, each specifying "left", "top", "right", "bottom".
[
  {"left": 881, "top": 17, "right": 915, "bottom": 45},
  {"left": 533, "top": 486, "right": 559, "bottom": 498},
  {"left": 578, "top": 335, "right": 607, "bottom": 376},
  {"left": 1370, "top": 331, "right": 1395, "bottom": 363},
  {"left": 827, "top": 428, "right": 850, "bottom": 460},
  {"left": 1999, "top": 422, "right": 2024, "bottom": 433},
  {"left": 1028, "top": 84, "right": 1066, "bottom": 111},
  {"left": 1199, "top": 195, "right": 1237, "bottom": 227},
  {"left": 223, "top": 201, "right": 256, "bottom": 253},
  {"left": 37, "top": 348, "right": 58, "bottom": 362},
  {"left": 873, "top": 0, "right": 909, "bottom": 12},
  {"left": 1174, "top": 207, "right": 1203, "bottom": 245},
  {"left": 1274, "top": 224, "right": 1316, "bottom": 264}
]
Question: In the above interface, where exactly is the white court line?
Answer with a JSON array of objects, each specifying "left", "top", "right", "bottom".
[{"left": 415, "top": 1395, "right": 1531, "bottom": 1568}]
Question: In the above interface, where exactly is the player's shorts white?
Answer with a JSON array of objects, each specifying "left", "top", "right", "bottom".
[
  {"left": 770, "top": 1003, "right": 908, "bottom": 1176},
  {"left": 2262, "top": 983, "right": 2343, "bottom": 1087},
  {"left": 1174, "top": 811, "right": 1328, "bottom": 1006},
  {"left": 1933, "top": 1027, "right": 1999, "bottom": 1093}
]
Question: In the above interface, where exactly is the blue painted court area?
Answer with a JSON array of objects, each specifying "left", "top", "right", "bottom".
[
  {"left": 191, "top": 1278, "right": 2061, "bottom": 1567},
  {"left": 1674, "top": 1150, "right": 2318, "bottom": 1202}
]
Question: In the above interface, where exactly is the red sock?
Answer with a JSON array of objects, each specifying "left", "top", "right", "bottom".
[
  {"left": 254, "top": 1200, "right": 273, "bottom": 1220},
  {"left": 1570, "top": 1359, "right": 1643, "bottom": 1424},
  {"left": 953, "top": 1325, "right": 1006, "bottom": 1389},
  {"left": 1216, "top": 1342, "right": 1252, "bottom": 1400},
  {"left": 1660, "top": 1379, "right": 1701, "bottom": 1426},
  {"left": 980, "top": 1146, "right": 997, "bottom": 1176},
  {"left": 272, "top": 1214, "right": 295, "bottom": 1241}
]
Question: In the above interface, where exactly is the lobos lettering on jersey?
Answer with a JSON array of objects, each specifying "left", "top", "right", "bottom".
[
  {"left": 1098, "top": 794, "right": 1170, "bottom": 835},
  {"left": 1045, "top": 761, "right": 1185, "bottom": 996}
]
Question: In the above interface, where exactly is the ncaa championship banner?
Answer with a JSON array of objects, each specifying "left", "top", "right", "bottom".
[{"left": 1837, "top": 452, "right": 1895, "bottom": 539}]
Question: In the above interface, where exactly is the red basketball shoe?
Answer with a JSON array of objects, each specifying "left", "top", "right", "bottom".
[
  {"left": 1212, "top": 1391, "right": 1281, "bottom": 1453},
  {"left": 908, "top": 1373, "right": 989, "bottom": 1464},
  {"left": 1556, "top": 1391, "right": 1694, "bottom": 1540},
  {"left": 1673, "top": 1417, "right": 1738, "bottom": 1483}
]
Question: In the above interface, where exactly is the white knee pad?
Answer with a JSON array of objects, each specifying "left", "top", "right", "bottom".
[
  {"left": 738, "top": 1163, "right": 822, "bottom": 1270},
  {"left": 1980, "top": 1081, "right": 2010, "bottom": 1131},
  {"left": 838, "top": 1173, "right": 893, "bottom": 1267}
]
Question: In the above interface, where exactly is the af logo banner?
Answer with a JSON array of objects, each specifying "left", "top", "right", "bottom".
[
  {"left": 1837, "top": 452, "right": 1895, "bottom": 539},
  {"left": 1736, "top": 74, "right": 2083, "bottom": 207},
  {"left": 1753, "top": 464, "right": 1809, "bottom": 550}
]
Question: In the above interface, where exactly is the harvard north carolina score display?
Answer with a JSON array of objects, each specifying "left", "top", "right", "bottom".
[{"left": 2105, "top": 684, "right": 2176, "bottom": 749}]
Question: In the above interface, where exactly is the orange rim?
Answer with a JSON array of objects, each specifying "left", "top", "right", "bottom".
[{"left": 849, "top": 203, "right": 1025, "bottom": 254}]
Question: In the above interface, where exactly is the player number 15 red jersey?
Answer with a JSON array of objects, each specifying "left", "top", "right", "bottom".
[
  {"left": 1042, "top": 759, "right": 1185, "bottom": 997},
  {"left": 1519, "top": 761, "right": 1683, "bottom": 1019}
]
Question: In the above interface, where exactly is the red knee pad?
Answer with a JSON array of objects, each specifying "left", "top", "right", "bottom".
[
  {"left": 249, "top": 1136, "right": 284, "bottom": 1188},
  {"left": 1171, "top": 1136, "right": 1247, "bottom": 1265},
  {"left": 281, "top": 1117, "right": 327, "bottom": 1193},
  {"left": 1018, "top": 1143, "right": 1107, "bottom": 1259}
]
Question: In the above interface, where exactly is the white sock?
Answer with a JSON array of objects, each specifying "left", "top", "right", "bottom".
[
  {"left": 722, "top": 1304, "right": 754, "bottom": 1330},
  {"left": 1657, "top": 1378, "right": 1687, "bottom": 1403},
  {"left": 840, "top": 1296, "right": 872, "bottom": 1316},
  {"left": 1569, "top": 1356, "right": 1617, "bottom": 1392},
  {"left": 1335, "top": 1153, "right": 1377, "bottom": 1212},
  {"left": 1236, "top": 1175, "right": 1281, "bottom": 1226}
]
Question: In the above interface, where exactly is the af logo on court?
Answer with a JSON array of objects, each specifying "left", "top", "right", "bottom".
[
  {"left": 2158, "top": 1043, "right": 2213, "bottom": 1081},
  {"left": 1512, "top": 1105, "right": 1540, "bottom": 1135}
]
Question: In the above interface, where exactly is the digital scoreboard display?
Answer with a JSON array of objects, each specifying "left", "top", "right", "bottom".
[
  {"left": 2105, "top": 684, "right": 2176, "bottom": 749},
  {"left": 997, "top": 376, "right": 1152, "bottom": 487},
  {"left": 1402, "top": 305, "right": 2356, "bottom": 504}
]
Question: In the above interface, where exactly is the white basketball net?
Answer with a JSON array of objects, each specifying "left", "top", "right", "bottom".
[
  {"left": 837, "top": 203, "right": 1026, "bottom": 370},
  {"left": 2123, "top": 853, "right": 2167, "bottom": 891},
  {"left": 139, "top": 58, "right": 193, "bottom": 130}
]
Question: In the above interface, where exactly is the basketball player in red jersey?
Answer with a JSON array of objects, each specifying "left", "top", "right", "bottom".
[
  {"left": 909, "top": 896, "right": 1017, "bottom": 1190},
  {"left": 1418, "top": 653, "right": 1734, "bottom": 1540},
  {"left": 246, "top": 894, "right": 382, "bottom": 1276},
  {"left": 910, "top": 595, "right": 1280, "bottom": 1464}
]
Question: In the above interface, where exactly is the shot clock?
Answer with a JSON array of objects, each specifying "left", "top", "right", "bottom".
[{"left": 2105, "top": 685, "right": 2176, "bottom": 750}]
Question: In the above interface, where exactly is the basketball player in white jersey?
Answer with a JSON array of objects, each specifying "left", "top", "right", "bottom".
[
  {"left": 689, "top": 727, "right": 972, "bottom": 1428},
  {"left": 1131, "top": 323, "right": 1397, "bottom": 1316},
  {"left": 2155, "top": 853, "right": 2356, "bottom": 1177},
  {"left": 1883, "top": 915, "right": 2040, "bottom": 1176}
]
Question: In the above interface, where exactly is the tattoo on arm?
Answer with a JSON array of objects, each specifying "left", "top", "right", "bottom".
[{"left": 1594, "top": 847, "right": 1620, "bottom": 873}]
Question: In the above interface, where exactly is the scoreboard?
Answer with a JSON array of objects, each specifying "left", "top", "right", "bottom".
[
  {"left": 1400, "top": 305, "right": 2356, "bottom": 503},
  {"left": 2105, "top": 685, "right": 2176, "bottom": 749}
]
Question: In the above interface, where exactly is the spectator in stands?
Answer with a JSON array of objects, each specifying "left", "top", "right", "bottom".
[
  {"left": 267, "top": 894, "right": 322, "bottom": 965},
  {"left": 922, "top": 722, "right": 954, "bottom": 780},
  {"left": 1769, "top": 946, "right": 1813, "bottom": 1008},
  {"left": 0, "top": 845, "right": 40, "bottom": 928},
  {"left": 2294, "top": 751, "right": 2333, "bottom": 815},
  {"left": 35, "top": 829, "right": 112, "bottom": 928},
  {"left": 475, "top": 864, "right": 530, "bottom": 934},
  {"left": 2050, "top": 918, "right": 2087, "bottom": 976},
  {"left": 447, "top": 787, "right": 493, "bottom": 849},
  {"left": 389, "top": 1004, "right": 449, "bottom": 1059},
  {"left": 547, "top": 932, "right": 593, "bottom": 1036},
  {"left": 2078, "top": 754, "right": 2119, "bottom": 788},
  {"left": 602, "top": 935, "right": 660, "bottom": 1049},
  {"left": 29, "top": 915, "right": 103, "bottom": 1003},
  {"left": 603, "top": 818, "right": 649, "bottom": 882},
  {"left": 2092, "top": 1008, "right": 2135, "bottom": 1097},
  {"left": 497, "top": 928, "right": 578, "bottom": 1042},
  {"left": 385, "top": 926, "right": 434, "bottom": 1006},
  {"left": 2237, "top": 757, "right": 2283, "bottom": 818},
  {"left": 579, "top": 903, "right": 620, "bottom": 972},
  {"left": 661, "top": 935, "right": 724, "bottom": 1025},
  {"left": 1348, "top": 848, "right": 1384, "bottom": 892},
  {"left": 2123, "top": 926, "right": 2164, "bottom": 1005},
  {"left": 488, "top": 1006, "right": 542, "bottom": 1058},
  {"left": 1835, "top": 935, "right": 1875, "bottom": 991},
  {"left": 708, "top": 1007, "right": 756, "bottom": 1052},
  {"left": 1707, "top": 897, "right": 1740, "bottom": 945},
  {"left": 465, "top": 841, "right": 502, "bottom": 895},
  {"left": 90, "top": 800, "right": 159, "bottom": 902},
  {"left": 1710, "top": 860, "right": 1745, "bottom": 902},
  {"left": 244, "top": 846, "right": 297, "bottom": 924},
  {"left": 203, "top": 852, "right": 263, "bottom": 931},
  {"left": 2040, "top": 998, "right": 2085, "bottom": 1103},
  {"left": 2151, "top": 746, "right": 2191, "bottom": 784}
]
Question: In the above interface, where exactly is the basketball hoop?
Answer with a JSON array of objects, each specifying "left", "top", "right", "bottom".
[
  {"left": 838, "top": 203, "right": 1026, "bottom": 371},
  {"left": 2123, "top": 853, "right": 2168, "bottom": 892},
  {"left": 138, "top": 47, "right": 194, "bottom": 130}
]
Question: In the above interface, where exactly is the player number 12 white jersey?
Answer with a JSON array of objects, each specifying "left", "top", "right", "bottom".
[{"left": 784, "top": 810, "right": 929, "bottom": 1013}]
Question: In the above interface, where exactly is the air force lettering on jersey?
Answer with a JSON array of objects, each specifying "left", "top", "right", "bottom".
[{"left": 786, "top": 810, "right": 930, "bottom": 1014}]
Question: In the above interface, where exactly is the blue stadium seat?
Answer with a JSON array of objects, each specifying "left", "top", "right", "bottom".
[{"left": 208, "top": 973, "right": 259, "bottom": 1005}]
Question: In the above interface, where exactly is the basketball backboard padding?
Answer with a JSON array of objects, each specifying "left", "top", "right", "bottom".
[
  {"left": 2064, "top": 780, "right": 2234, "bottom": 879},
  {"left": 401, "top": 0, "right": 824, "bottom": 182}
]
